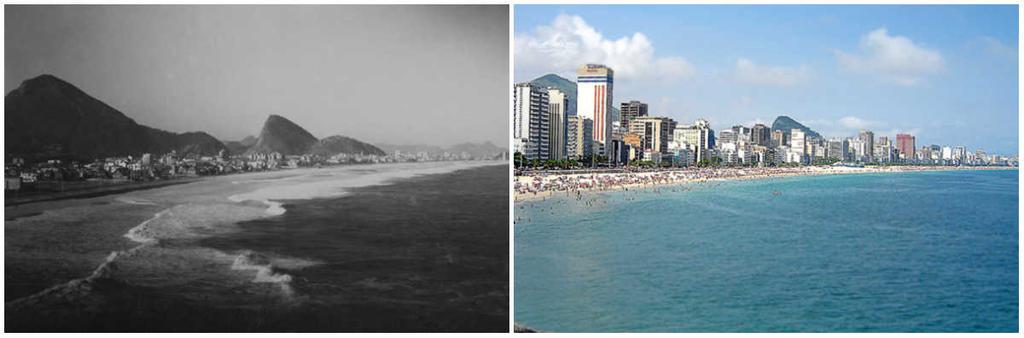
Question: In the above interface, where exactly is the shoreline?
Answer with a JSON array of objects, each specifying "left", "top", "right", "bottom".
[
  {"left": 4, "top": 160, "right": 503, "bottom": 208},
  {"left": 514, "top": 166, "right": 1017, "bottom": 203},
  {"left": 4, "top": 178, "right": 202, "bottom": 207}
]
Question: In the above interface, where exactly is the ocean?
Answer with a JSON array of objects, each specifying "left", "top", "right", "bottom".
[
  {"left": 514, "top": 169, "right": 1018, "bottom": 332},
  {"left": 5, "top": 162, "right": 508, "bottom": 332}
]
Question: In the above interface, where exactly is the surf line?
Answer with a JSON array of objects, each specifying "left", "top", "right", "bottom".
[{"left": 6, "top": 208, "right": 169, "bottom": 308}]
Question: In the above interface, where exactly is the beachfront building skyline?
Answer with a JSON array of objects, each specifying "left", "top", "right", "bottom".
[
  {"left": 513, "top": 82, "right": 550, "bottom": 161},
  {"left": 576, "top": 64, "right": 614, "bottom": 158},
  {"left": 513, "top": 66, "right": 1014, "bottom": 167}
]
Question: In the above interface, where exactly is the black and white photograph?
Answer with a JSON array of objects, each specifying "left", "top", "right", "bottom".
[{"left": 4, "top": 5, "right": 509, "bottom": 332}]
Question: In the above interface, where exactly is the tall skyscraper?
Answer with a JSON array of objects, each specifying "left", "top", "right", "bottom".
[
  {"left": 619, "top": 100, "right": 648, "bottom": 131},
  {"left": 751, "top": 124, "right": 771, "bottom": 146},
  {"left": 513, "top": 83, "right": 549, "bottom": 160},
  {"left": 576, "top": 64, "right": 614, "bottom": 157},
  {"left": 547, "top": 88, "right": 567, "bottom": 160},
  {"left": 896, "top": 133, "right": 916, "bottom": 162}
]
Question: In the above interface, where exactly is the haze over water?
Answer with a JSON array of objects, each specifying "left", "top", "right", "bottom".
[{"left": 515, "top": 170, "right": 1018, "bottom": 332}]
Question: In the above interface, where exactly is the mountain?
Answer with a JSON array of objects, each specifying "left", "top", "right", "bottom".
[
  {"left": 376, "top": 144, "right": 445, "bottom": 154},
  {"left": 5, "top": 74, "right": 226, "bottom": 161},
  {"left": 530, "top": 73, "right": 620, "bottom": 121},
  {"left": 311, "top": 135, "right": 386, "bottom": 156},
  {"left": 238, "top": 135, "right": 257, "bottom": 146},
  {"left": 531, "top": 74, "right": 577, "bottom": 117},
  {"left": 222, "top": 135, "right": 257, "bottom": 154},
  {"left": 446, "top": 141, "right": 507, "bottom": 158},
  {"left": 772, "top": 115, "right": 822, "bottom": 139},
  {"left": 246, "top": 115, "right": 319, "bottom": 155},
  {"left": 377, "top": 142, "right": 507, "bottom": 158}
]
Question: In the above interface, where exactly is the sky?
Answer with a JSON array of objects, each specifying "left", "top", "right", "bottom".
[
  {"left": 515, "top": 5, "right": 1019, "bottom": 155},
  {"left": 6, "top": 5, "right": 509, "bottom": 147}
]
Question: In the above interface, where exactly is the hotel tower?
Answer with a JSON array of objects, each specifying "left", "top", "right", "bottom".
[{"left": 576, "top": 64, "right": 614, "bottom": 157}]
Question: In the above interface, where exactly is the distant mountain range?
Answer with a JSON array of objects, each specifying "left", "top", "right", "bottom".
[
  {"left": 5, "top": 74, "right": 387, "bottom": 161},
  {"left": 376, "top": 141, "right": 507, "bottom": 158},
  {"left": 234, "top": 114, "right": 385, "bottom": 156},
  {"left": 531, "top": 73, "right": 620, "bottom": 121},
  {"left": 311, "top": 135, "right": 386, "bottom": 157},
  {"left": 772, "top": 115, "right": 822, "bottom": 139},
  {"left": 5, "top": 74, "right": 227, "bottom": 161}
]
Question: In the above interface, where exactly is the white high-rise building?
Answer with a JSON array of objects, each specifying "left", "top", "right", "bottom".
[
  {"left": 942, "top": 146, "right": 953, "bottom": 160},
  {"left": 547, "top": 88, "right": 567, "bottom": 161},
  {"left": 513, "top": 83, "right": 549, "bottom": 160},
  {"left": 576, "top": 64, "right": 614, "bottom": 157},
  {"left": 791, "top": 129, "right": 807, "bottom": 163}
]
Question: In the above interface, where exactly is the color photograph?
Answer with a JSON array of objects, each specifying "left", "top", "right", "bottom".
[{"left": 513, "top": 4, "right": 1018, "bottom": 332}]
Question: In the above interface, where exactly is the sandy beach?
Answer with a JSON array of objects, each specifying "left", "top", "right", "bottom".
[{"left": 514, "top": 165, "right": 1017, "bottom": 202}]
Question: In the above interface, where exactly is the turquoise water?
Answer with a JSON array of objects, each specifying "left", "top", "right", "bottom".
[{"left": 514, "top": 170, "right": 1018, "bottom": 332}]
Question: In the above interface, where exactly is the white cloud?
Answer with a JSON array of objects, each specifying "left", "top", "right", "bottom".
[
  {"left": 838, "top": 116, "right": 882, "bottom": 130},
  {"left": 515, "top": 14, "right": 695, "bottom": 82},
  {"left": 835, "top": 28, "right": 944, "bottom": 86},
  {"left": 978, "top": 36, "right": 1017, "bottom": 60},
  {"left": 734, "top": 58, "right": 811, "bottom": 86}
]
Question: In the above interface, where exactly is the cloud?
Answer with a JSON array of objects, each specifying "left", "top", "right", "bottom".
[
  {"left": 978, "top": 36, "right": 1017, "bottom": 60},
  {"left": 734, "top": 58, "right": 811, "bottom": 86},
  {"left": 838, "top": 116, "right": 882, "bottom": 130},
  {"left": 799, "top": 116, "right": 891, "bottom": 138},
  {"left": 515, "top": 14, "right": 695, "bottom": 82},
  {"left": 835, "top": 28, "right": 944, "bottom": 86}
]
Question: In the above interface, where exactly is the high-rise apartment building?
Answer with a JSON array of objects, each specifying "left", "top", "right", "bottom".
[
  {"left": 566, "top": 116, "right": 593, "bottom": 160},
  {"left": 675, "top": 119, "right": 714, "bottom": 163},
  {"left": 771, "top": 129, "right": 787, "bottom": 147},
  {"left": 896, "top": 133, "right": 915, "bottom": 162},
  {"left": 547, "top": 88, "right": 567, "bottom": 161},
  {"left": 513, "top": 83, "right": 549, "bottom": 160},
  {"left": 858, "top": 130, "right": 875, "bottom": 162},
  {"left": 629, "top": 116, "right": 676, "bottom": 158},
  {"left": 620, "top": 100, "right": 648, "bottom": 132},
  {"left": 751, "top": 124, "right": 771, "bottom": 146}
]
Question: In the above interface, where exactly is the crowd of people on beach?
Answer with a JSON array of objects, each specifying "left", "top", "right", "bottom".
[{"left": 513, "top": 165, "right": 994, "bottom": 199}]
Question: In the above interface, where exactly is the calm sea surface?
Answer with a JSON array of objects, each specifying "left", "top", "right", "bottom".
[{"left": 514, "top": 169, "right": 1018, "bottom": 332}]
